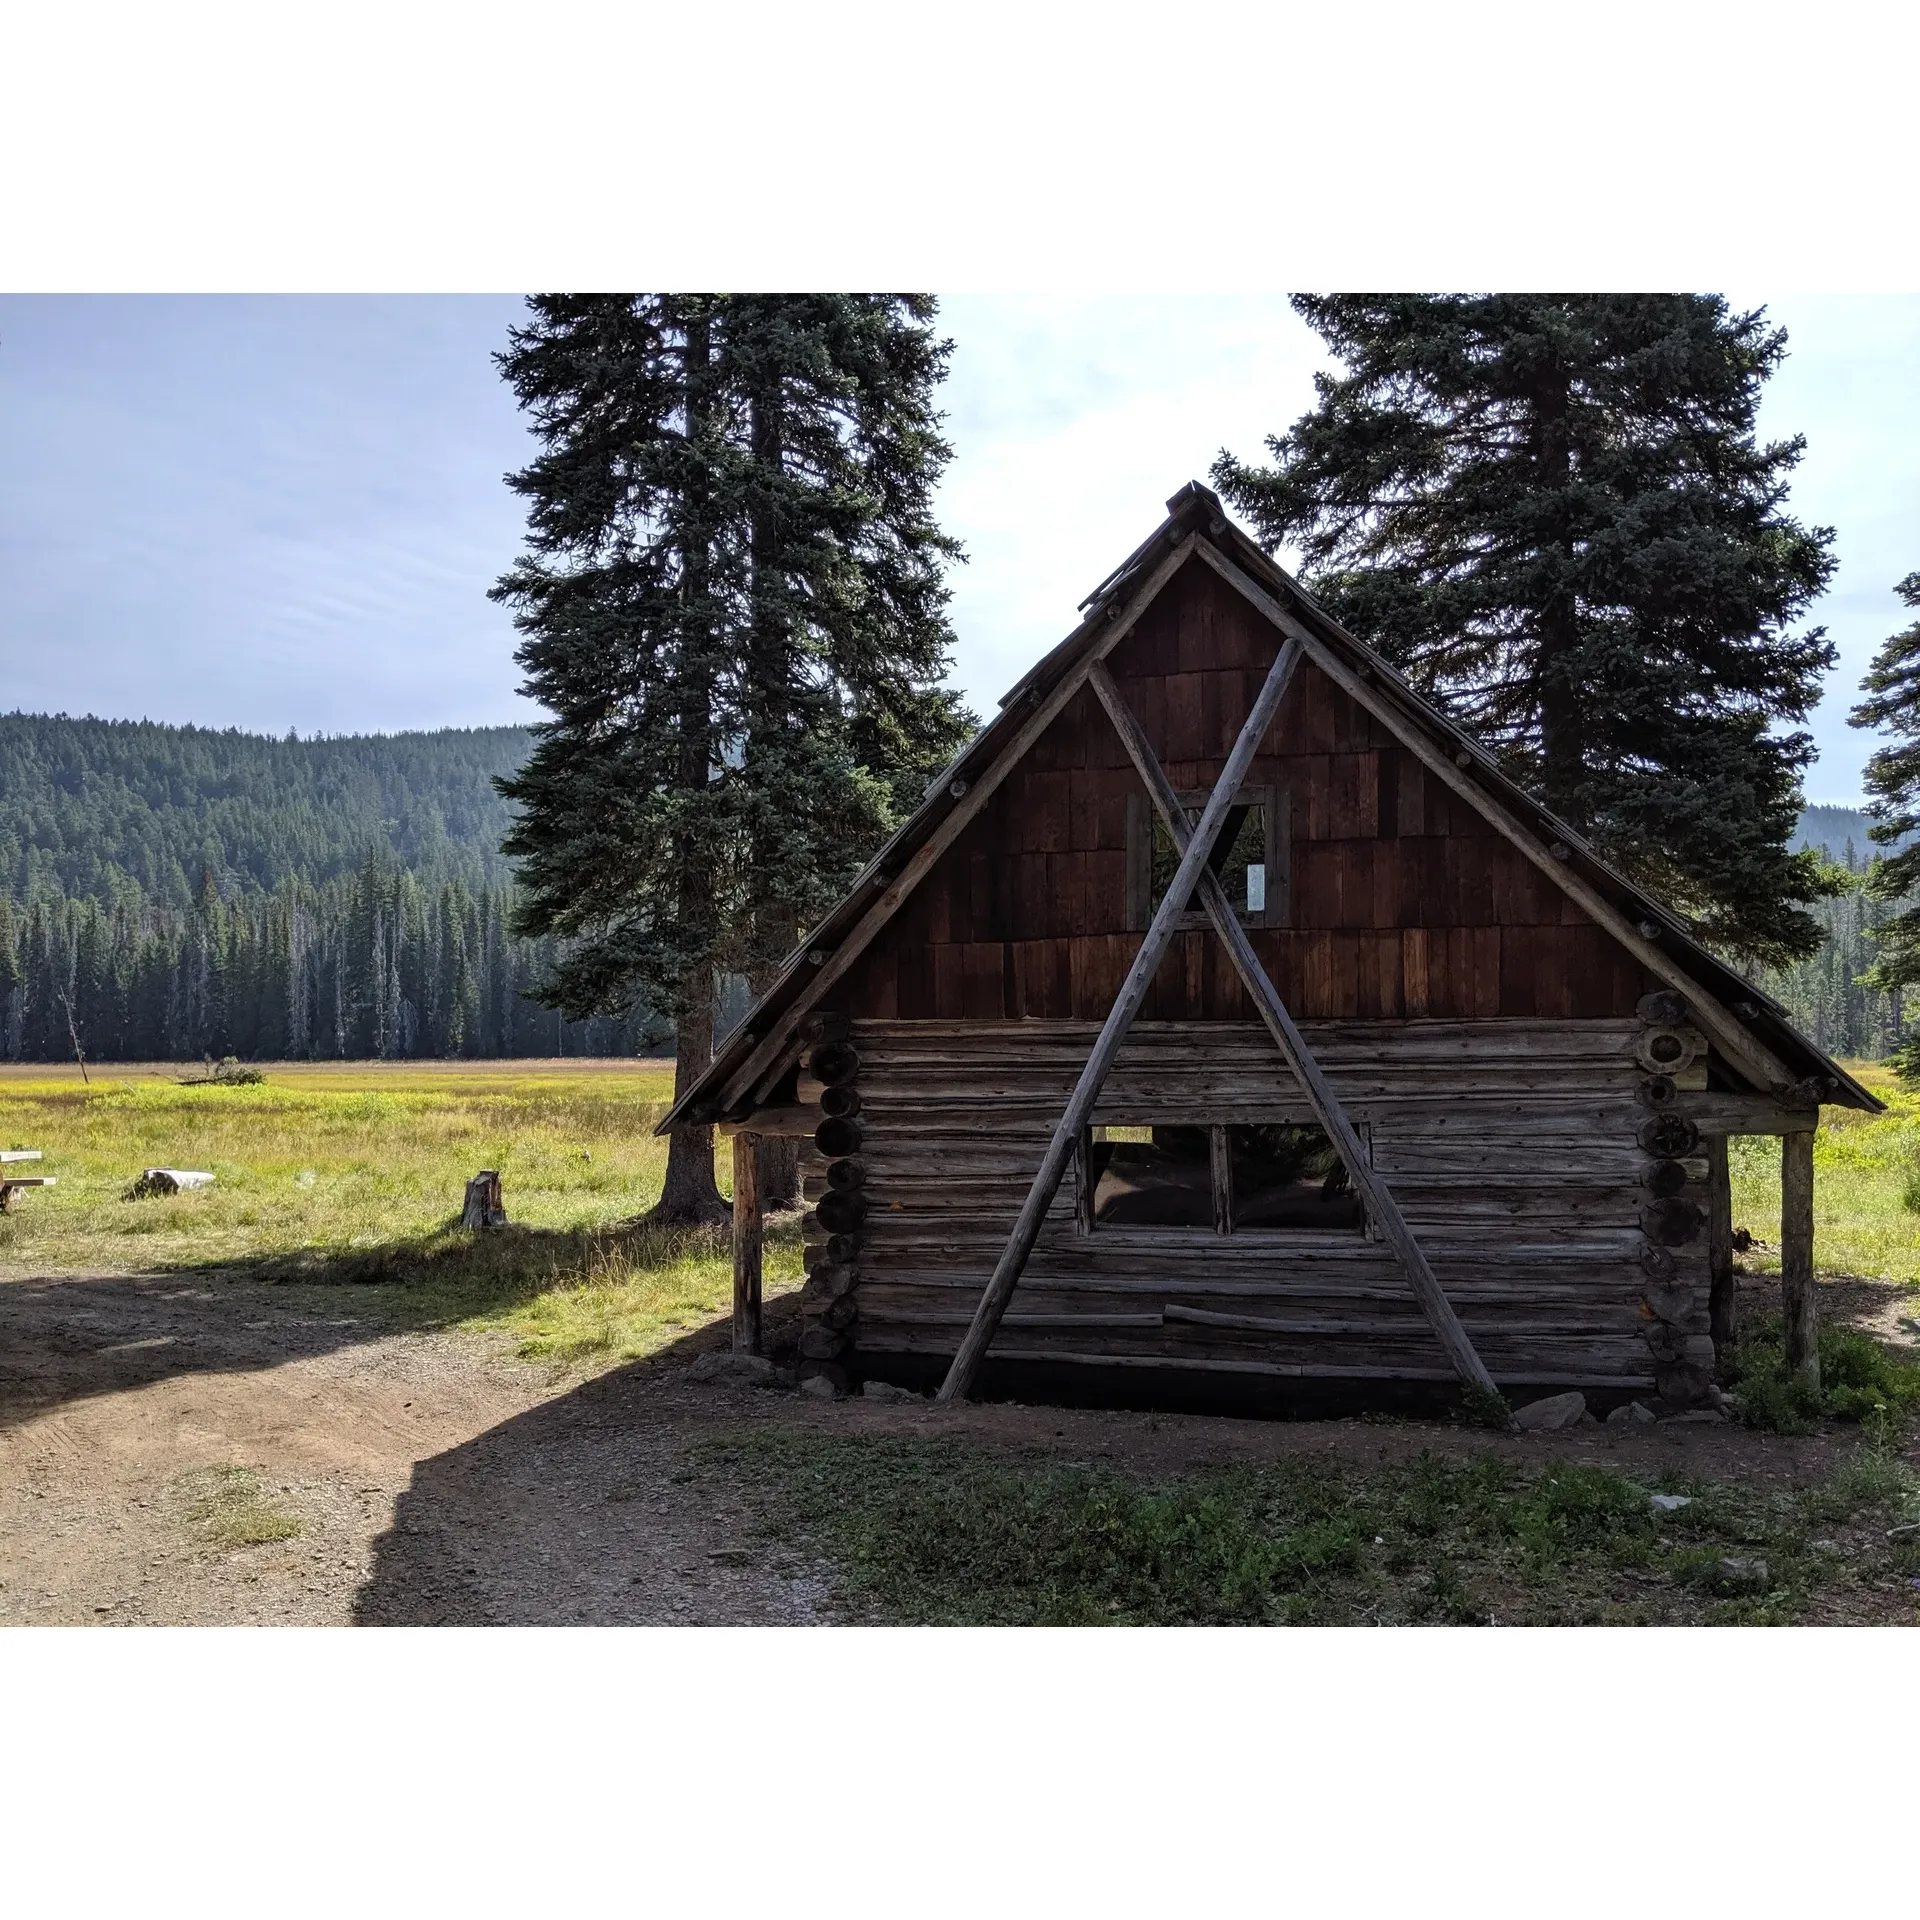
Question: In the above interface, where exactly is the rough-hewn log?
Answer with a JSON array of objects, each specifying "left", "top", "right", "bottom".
[
  {"left": 1677, "top": 1095, "right": 1817, "bottom": 1137},
  {"left": 937, "top": 629, "right": 1305, "bottom": 1403},
  {"left": 732, "top": 1131, "right": 763, "bottom": 1355},
  {"left": 815, "top": 1189, "right": 867, "bottom": 1233},
  {"left": 1086, "top": 658, "right": 1501, "bottom": 1400},
  {"left": 814, "top": 1116, "right": 863, "bottom": 1159},
  {"left": 718, "top": 1105, "right": 819, "bottom": 1138},
  {"left": 1781, "top": 1126, "right": 1819, "bottom": 1390},
  {"left": 1706, "top": 1133, "right": 1735, "bottom": 1368},
  {"left": 808, "top": 1043, "right": 860, "bottom": 1088}
]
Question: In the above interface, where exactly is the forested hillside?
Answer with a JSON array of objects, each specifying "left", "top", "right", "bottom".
[
  {"left": 1759, "top": 847, "right": 1908, "bottom": 1059},
  {"left": 0, "top": 713, "right": 665, "bottom": 1062},
  {"left": 0, "top": 713, "right": 531, "bottom": 906}
]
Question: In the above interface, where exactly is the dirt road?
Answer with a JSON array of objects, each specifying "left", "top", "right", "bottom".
[
  {"left": 0, "top": 1271, "right": 832, "bottom": 1625},
  {"left": 3, "top": 1266, "right": 1915, "bottom": 1625}
]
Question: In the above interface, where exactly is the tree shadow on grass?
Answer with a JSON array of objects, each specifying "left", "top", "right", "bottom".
[{"left": 0, "top": 1215, "right": 801, "bottom": 1431}]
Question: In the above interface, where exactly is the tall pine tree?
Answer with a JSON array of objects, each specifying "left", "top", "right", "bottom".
[
  {"left": 1849, "top": 570, "right": 1920, "bottom": 1074},
  {"left": 493, "top": 296, "right": 970, "bottom": 1222},
  {"left": 1214, "top": 295, "right": 1839, "bottom": 964}
]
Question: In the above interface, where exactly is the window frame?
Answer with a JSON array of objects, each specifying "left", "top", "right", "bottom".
[
  {"left": 1075, "top": 1118, "right": 1371, "bottom": 1239},
  {"left": 1123, "top": 783, "right": 1288, "bottom": 932}
]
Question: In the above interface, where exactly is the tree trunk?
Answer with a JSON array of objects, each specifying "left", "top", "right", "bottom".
[
  {"left": 648, "top": 306, "right": 730, "bottom": 1232},
  {"left": 732, "top": 1130, "right": 763, "bottom": 1353},
  {"left": 1529, "top": 357, "right": 1586, "bottom": 828},
  {"left": 650, "top": 989, "right": 728, "bottom": 1226},
  {"left": 741, "top": 376, "right": 803, "bottom": 1215}
]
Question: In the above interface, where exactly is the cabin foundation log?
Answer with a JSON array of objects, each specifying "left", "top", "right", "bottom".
[
  {"left": 732, "top": 1131, "right": 763, "bottom": 1355},
  {"left": 1780, "top": 1126, "right": 1818, "bottom": 1390}
]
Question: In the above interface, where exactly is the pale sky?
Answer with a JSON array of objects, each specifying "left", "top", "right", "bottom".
[{"left": 3, "top": 293, "right": 1916, "bottom": 803}]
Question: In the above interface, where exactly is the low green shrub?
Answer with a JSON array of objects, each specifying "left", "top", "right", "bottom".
[{"left": 1726, "top": 1311, "right": 1920, "bottom": 1433}]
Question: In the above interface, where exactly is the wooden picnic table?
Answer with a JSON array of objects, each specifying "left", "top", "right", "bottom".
[{"left": 0, "top": 1149, "right": 55, "bottom": 1211}]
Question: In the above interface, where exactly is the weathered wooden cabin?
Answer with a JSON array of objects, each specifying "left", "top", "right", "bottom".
[{"left": 664, "top": 484, "right": 1879, "bottom": 1414}]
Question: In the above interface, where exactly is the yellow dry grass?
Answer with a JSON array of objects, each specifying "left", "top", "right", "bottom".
[{"left": 0, "top": 1058, "right": 802, "bottom": 1367}]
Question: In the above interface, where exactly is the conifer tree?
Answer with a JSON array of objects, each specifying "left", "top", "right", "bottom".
[
  {"left": 1215, "top": 296, "right": 1839, "bottom": 964},
  {"left": 1849, "top": 571, "right": 1920, "bottom": 1073},
  {"left": 494, "top": 296, "right": 970, "bottom": 1222}
]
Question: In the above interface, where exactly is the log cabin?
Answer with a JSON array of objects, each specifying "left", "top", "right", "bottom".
[{"left": 662, "top": 483, "right": 1879, "bottom": 1415}]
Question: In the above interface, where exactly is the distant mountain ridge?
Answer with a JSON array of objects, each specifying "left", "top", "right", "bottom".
[
  {"left": 0, "top": 712, "right": 535, "bottom": 908},
  {"left": 1794, "top": 804, "right": 1906, "bottom": 866},
  {"left": 0, "top": 710, "right": 1900, "bottom": 912}
]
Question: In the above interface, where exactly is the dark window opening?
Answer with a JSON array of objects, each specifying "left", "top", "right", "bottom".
[
  {"left": 1150, "top": 801, "right": 1269, "bottom": 919},
  {"left": 1080, "top": 1120, "right": 1368, "bottom": 1234},
  {"left": 1227, "top": 1123, "right": 1366, "bottom": 1230},
  {"left": 1086, "top": 1125, "right": 1214, "bottom": 1229},
  {"left": 1124, "top": 785, "right": 1286, "bottom": 931}
]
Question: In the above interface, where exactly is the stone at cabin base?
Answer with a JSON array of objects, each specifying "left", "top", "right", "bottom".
[{"left": 1512, "top": 1390, "right": 1588, "bottom": 1433}]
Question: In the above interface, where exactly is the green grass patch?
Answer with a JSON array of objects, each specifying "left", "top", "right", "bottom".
[
  {"left": 257, "top": 1215, "right": 804, "bottom": 1365},
  {"left": 698, "top": 1431, "right": 1920, "bottom": 1625},
  {"left": 178, "top": 1466, "right": 304, "bottom": 1549}
]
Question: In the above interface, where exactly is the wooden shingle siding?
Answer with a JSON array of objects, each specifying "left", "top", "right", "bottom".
[
  {"left": 837, "top": 566, "right": 1650, "bottom": 1024},
  {"left": 845, "top": 1017, "right": 1707, "bottom": 1390}
]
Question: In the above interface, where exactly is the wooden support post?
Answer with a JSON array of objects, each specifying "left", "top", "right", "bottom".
[
  {"left": 733, "top": 1130, "right": 763, "bottom": 1355},
  {"left": 1780, "top": 1126, "right": 1818, "bottom": 1391},
  {"left": 1088, "top": 660, "right": 1501, "bottom": 1399},
  {"left": 1706, "top": 1133, "right": 1735, "bottom": 1369},
  {"left": 1208, "top": 1125, "right": 1233, "bottom": 1237},
  {"left": 936, "top": 633, "right": 1305, "bottom": 1404}
]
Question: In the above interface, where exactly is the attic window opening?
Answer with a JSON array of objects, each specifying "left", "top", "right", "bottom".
[
  {"left": 1125, "top": 784, "right": 1286, "bottom": 931},
  {"left": 1078, "top": 1122, "right": 1367, "bottom": 1234}
]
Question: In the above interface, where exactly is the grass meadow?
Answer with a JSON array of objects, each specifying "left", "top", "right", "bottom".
[
  {"left": 1730, "top": 1063, "right": 1920, "bottom": 1286},
  {"left": 0, "top": 1057, "right": 803, "bottom": 1366}
]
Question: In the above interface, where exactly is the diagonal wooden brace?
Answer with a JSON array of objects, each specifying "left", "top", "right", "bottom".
[
  {"left": 937, "top": 633, "right": 1306, "bottom": 1403},
  {"left": 1087, "top": 661, "right": 1500, "bottom": 1398}
]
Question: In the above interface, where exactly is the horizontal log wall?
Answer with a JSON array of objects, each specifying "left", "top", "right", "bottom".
[{"left": 846, "top": 1018, "right": 1714, "bottom": 1392}]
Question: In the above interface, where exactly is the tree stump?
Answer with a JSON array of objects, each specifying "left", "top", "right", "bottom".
[{"left": 461, "top": 1170, "right": 508, "bottom": 1231}]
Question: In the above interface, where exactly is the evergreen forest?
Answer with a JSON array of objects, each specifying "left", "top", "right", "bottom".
[{"left": 0, "top": 713, "right": 663, "bottom": 1063}]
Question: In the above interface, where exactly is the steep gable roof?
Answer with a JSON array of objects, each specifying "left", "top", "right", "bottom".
[{"left": 663, "top": 484, "right": 1878, "bottom": 1128}]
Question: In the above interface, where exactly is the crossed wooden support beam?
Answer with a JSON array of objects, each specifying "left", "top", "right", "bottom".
[{"left": 936, "top": 639, "right": 1499, "bottom": 1404}]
